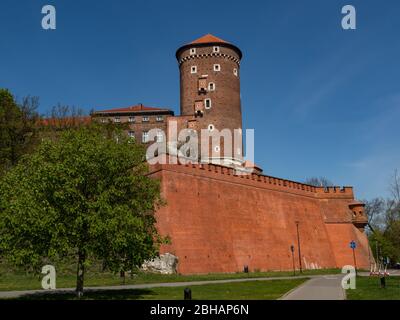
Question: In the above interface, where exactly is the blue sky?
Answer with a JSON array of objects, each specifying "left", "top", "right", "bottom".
[{"left": 0, "top": 0, "right": 399, "bottom": 200}]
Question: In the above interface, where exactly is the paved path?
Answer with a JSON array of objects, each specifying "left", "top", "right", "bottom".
[
  {"left": 281, "top": 275, "right": 346, "bottom": 300},
  {"left": 0, "top": 275, "right": 319, "bottom": 299}
]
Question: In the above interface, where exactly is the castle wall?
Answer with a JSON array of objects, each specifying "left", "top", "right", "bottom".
[{"left": 150, "top": 163, "right": 371, "bottom": 274}]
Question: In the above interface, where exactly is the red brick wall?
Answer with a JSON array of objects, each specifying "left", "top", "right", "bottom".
[{"left": 150, "top": 163, "right": 371, "bottom": 274}]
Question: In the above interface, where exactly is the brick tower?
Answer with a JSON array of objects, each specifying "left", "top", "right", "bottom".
[{"left": 176, "top": 34, "right": 243, "bottom": 166}]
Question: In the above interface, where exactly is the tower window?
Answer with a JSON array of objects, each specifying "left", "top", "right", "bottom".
[
  {"left": 208, "top": 124, "right": 215, "bottom": 132},
  {"left": 142, "top": 116, "right": 149, "bottom": 122},
  {"left": 142, "top": 131, "right": 149, "bottom": 143},
  {"left": 114, "top": 117, "right": 121, "bottom": 123},
  {"left": 213, "top": 46, "right": 220, "bottom": 53},
  {"left": 191, "top": 66, "right": 197, "bottom": 74},
  {"left": 204, "top": 98, "right": 212, "bottom": 109},
  {"left": 198, "top": 77, "right": 207, "bottom": 92},
  {"left": 190, "top": 48, "right": 196, "bottom": 55},
  {"left": 208, "top": 82, "right": 215, "bottom": 91},
  {"left": 128, "top": 116, "right": 135, "bottom": 123},
  {"left": 213, "top": 64, "right": 221, "bottom": 72},
  {"left": 233, "top": 68, "right": 238, "bottom": 76}
]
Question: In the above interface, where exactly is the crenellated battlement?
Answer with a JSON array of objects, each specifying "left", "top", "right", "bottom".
[
  {"left": 149, "top": 160, "right": 355, "bottom": 199},
  {"left": 315, "top": 186, "right": 354, "bottom": 198}
]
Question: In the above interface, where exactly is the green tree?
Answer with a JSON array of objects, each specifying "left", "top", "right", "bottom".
[
  {"left": 0, "top": 125, "right": 164, "bottom": 295},
  {"left": 0, "top": 89, "right": 39, "bottom": 175},
  {"left": 365, "top": 170, "right": 400, "bottom": 265}
]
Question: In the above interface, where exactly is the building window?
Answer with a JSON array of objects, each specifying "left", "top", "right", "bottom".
[
  {"left": 213, "top": 64, "right": 220, "bottom": 72},
  {"left": 208, "top": 82, "right": 215, "bottom": 91},
  {"left": 114, "top": 117, "right": 121, "bottom": 123},
  {"left": 128, "top": 131, "right": 135, "bottom": 138},
  {"left": 214, "top": 145, "right": 220, "bottom": 152},
  {"left": 156, "top": 131, "right": 164, "bottom": 142},
  {"left": 204, "top": 98, "right": 212, "bottom": 109},
  {"left": 128, "top": 116, "right": 135, "bottom": 123},
  {"left": 237, "top": 147, "right": 241, "bottom": 155},
  {"left": 233, "top": 68, "right": 238, "bottom": 76},
  {"left": 142, "top": 131, "right": 149, "bottom": 143},
  {"left": 191, "top": 66, "right": 197, "bottom": 74},
  {"left": 142, "top": 116, "right": 149, "bottom": 122},
  {"left": 156, "top": 115, "right": 164, "bottom": 122},
  {"left": 101, "top": 118, "right": 107, "bottom": 123},
  {"left": 198, "top": 77, "right": 207, "bottom": 92},
  {"left": 213, "top": 46, "right": 220, "bottom": 53},
  {"left": 190, "top": 48, "right": 196, "bottom": 55},
  {"left": 208, "top": 124, "right": 215, "bottom": 132}
]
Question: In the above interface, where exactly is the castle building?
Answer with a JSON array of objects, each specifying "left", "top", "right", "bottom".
[
  {"left": 92, "top": 104, "right": 173, "bottom": 143},
  {"left": 175, "top": 34, "right": 243, "bottom": 165},
  {"left": 93, "top": 34, "right": 372, "bottom": 274}
]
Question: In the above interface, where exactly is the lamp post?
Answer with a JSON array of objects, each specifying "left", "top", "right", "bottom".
[
  {"left": 295, "top": 221, "right": 303, "bottom": 274},
  {"left": 290, "top": 245, "right": 296, "bottom": 276}
]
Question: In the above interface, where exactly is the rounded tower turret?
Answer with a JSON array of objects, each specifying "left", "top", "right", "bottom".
[{"left": 176, "top": 34, "right": 243, "bottom": 165}]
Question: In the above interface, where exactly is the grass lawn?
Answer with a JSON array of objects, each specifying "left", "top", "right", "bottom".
[
  {"left": 0, "top": 262, "right": 339, "bottom": 292},
  {"left": 16, "top": 278, "right": 307, "bottom": 300},
  {"left": 347, "top": 276, "right": 400, "bottom": 300}
]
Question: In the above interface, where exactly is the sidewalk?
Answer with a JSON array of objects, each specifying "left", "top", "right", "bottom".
[{"left": 281, "top": 275, "right": 346, "bottom": 300}]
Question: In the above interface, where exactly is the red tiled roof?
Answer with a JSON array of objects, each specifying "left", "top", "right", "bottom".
[
  {"left": 95, "top": 104, "right": 172, "bottom": 114},
  {"left": 176, "top": 33, "right": 242, "bottom": 60},
  {"left": 190, "top": 34, "right": 230, "bottom": 45}
]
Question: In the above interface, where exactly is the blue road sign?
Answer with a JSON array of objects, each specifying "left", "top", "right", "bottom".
[{"left": 350, "top": 241, "right": 356, "bottom": 249}]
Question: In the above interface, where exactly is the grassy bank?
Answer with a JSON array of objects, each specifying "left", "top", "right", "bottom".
[
  {"left": 347, "top": 276, "right": 400, "bottom": 300},
  {"left": 0, "top": 262, "right": 339, "bottom": 292},
  {"left": 17, "top": 278, "right": 307, "bottom": 300}
]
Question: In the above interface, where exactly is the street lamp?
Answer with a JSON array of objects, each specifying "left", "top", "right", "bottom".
[
  {"left": 295, "top": 221, "right": 303, "bottom": 274},
  {"left": 290, "top": 245, "right": 296, "bottom": 276}
]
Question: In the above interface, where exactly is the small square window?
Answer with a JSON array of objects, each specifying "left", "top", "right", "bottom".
[
  {"left": 190, "top": 48, "right": 196, "bottom": 55},
  {"left": 213, "top": 46, "right": 220, "bottom": 53},
  {"left": 208, "top": 82, "right": 215, "bottom": 91},
  {"left": 142, "top": 116, "right": 149, "bottom": 122},
  {"left": 156, "top": 115, "right": 164, "bottom": 122},
  {"left": 156, "top": 131, "right": 164, "bottom": 142},
  {"left": 213, "top": 64, "right": 220, "bottom": 72},
  {"left": 114, "top": 117, "right": 121, "bottom": 123},
  {"left": 129, "top": 116, "right": 135, "bottom": 123},
  {"left": 191, "top": 66, "right": 197, "bottom": 74}
]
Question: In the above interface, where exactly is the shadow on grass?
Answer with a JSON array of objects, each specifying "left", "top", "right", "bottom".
[{"left": 17, "top": 288, "right": 157, "bottom": 300}]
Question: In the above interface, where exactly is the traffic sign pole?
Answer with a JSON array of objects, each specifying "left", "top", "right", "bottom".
[
  {"left": 350, "top": 240, "right": 357, "bottom": 275},
  {"left": 352, "top": 247, "right": 357, "bottom": 274}
]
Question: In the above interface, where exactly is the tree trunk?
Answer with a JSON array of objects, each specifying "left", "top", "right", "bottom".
[{"left": 76, "top": 250, "right": 86, "bottom": 298}]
